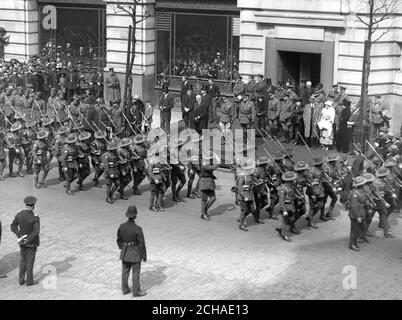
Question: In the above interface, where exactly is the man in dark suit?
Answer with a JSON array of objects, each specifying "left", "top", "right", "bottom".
[
  {"left": 159, "top": 88, "right": 174, "bottom": 133},
  {"left": 10, "top": 196, "right": 40, "bottom": 286},
  {"left": 0, "top": 218, "right": 7, "bottom": 278},
  {"left": 181, "top": 86, "right": 195, "bottom": 129},
  {"left": 66, "top": 66, "right": 80, "bottom": 103},
  {"left": 206, "top": 78, "right": 220, "bottom": 124},
  {"left": 194, "top": 94, "right": 209, "bottom": 135},
  {"left": 117, "top": 205, "right": 147, "bottom": 297},
  {"left": 180, "top": 76, "right": 192, "bottom": 104}
]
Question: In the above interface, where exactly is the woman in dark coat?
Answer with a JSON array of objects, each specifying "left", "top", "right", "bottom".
[{"left": 336, "top": 99, "right": 352, "bottom": 153}]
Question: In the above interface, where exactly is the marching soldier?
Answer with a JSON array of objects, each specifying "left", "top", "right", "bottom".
[
  {"left": 253, "top": 156, "right": 270, "bottom": 225},
  {"left": 103, "top": 140, "right": 121, "bottom": 204},
  {"left": 170, "top": 138, "right": 187, "bottom": 202},
  {"left": 239, "top": 94, "right": 255, "bottom": 144},
  {"left": 0, "top": 129, "right": 7, "bottom": 180},
  {"left": 76, "top": 131, "right": 92, "bottom": 191},
  {"left": 21, "top": 119, "right": 36, "bottom": 174},
  {"left": 90, "top": 130, "right": 107, "bottom": 188},
  {"left": 187, "top": 154, "right": 201, "bottom": 199},
  {"left": 279, "top": 93, "right": 295, "bottom": 144},
  {"left": 275, "top": 171, "right": 298, "bottom": 242},
  {"left": 200, "top": 151, "right": 220, "bottom": 221},
  {"left": 148, "top": 146, "right": 167, "bottom": 212},
  {"left": 293, "top": 161, "right": 310, "bottom": 234},
  {"left": 219, "top": 96, "right": 234, "bottom": 135},
  {"left": 372, "top": 167, "right": 395, "bottom": 238},
  {"left": 54, "top": 126, "right": 68, "bottom": 181},
  {"left": 6, "top": 121, "right": 25, "bottom": 177},
  {"left": 322, "top": 153, "right": 341, "bottom": 220},
  {"left": 362, "top": 173, "right": 378, "bottom": 238},
  {"left": 32, "top": 130, "right": 50, "bottom": 189},
  {"left": 117, "top": 138, "right": 133, "bottom": 200},
  {"left": 130, "top": 135, "right": 147, "bottom": 195},
  {"left": 348, "top": 176, "right": 369, "bottom": 251},
  {"left": 266, "top": 152, "right": 284, "bottom": 220},
  {"left": 60, "top": 133, "right": 79, "bottom": 195}
]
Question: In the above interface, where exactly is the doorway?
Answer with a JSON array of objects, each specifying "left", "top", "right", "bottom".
[{"left": 278, "top": 51, "right": 321, "bottom": 87}]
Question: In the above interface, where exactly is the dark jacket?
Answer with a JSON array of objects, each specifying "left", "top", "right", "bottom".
[
  {"left": 10, "top": 209, "right": 40, "bottom": 247},
  {"left": 66, "top": 70, "right": 80, "bottom": 90},
  {"left": 159, "top": 93, "right": 174, "bottom": 113},
  {"left": 117, "top": 220, "right": 147, "bottom": 263}
]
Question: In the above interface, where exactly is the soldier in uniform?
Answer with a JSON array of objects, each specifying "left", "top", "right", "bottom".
[
  {"left": 130, "top": 135, "right": 147, "bottom": 195},
  {"left": 6, "top": 121, "right": 25, "bottom": 177},
  {"left": 46, "top": 87, "right": 59, "bottom": 123},
  {"left": 10, "top": 196, "right": 40, "bottom": 286},
  {"left": 21, "top": 119, "right": 36, "bottom": 174},
  {"left": 170, "top": 138, "right": 187, "bottom": 202},
  {"left": 372, "top": 167, "right": 395, "bottom": 238},
  {"left": 68, "top": 93, "right": 81, "bottom": 126},
  {"left": 266, "top": 152, "right": 285, "bottom": 220},
  {"left": 239, "top": 94, "right": 255, "bottom": 145},
  {"left": 76, "top": 131, "right": 91, "bottom": 191},
  {"left": 60, "top": 133, "right": 79, "bottom": 195},
  {"left": 348, "top": 176, "right": 369, "bottom": 251},
  {"left": 253, "top": 156, "right": 270, "bottom": 223},
  {"left": 90, "top": 130, "right": 107, "bottom": 188},
  {"left": 267, "top": 92, "right": 281, "bottom": 138},
  {"left": 200, "top": 151, "right": 220, "bottom": 221},
  {"left": 255, "top": 92, "right": 267, "bottom": 137},
  {"left": 369, "top": 95, "right": 385, "bottom": 138},
  {"left": 279, "top": 93, "right": 295, "bottom": 143},
  {"left": 117, "top": 138, "right": 133, "bottom": 200},
  {"left": 275, "top": 171, "right": 298, "bottom": 242},
  {"left": 232, "top": 74, "right": 245, "bottom": 119},
  {"left": 54, "top": 126, "right": 68, "bottom": 181},
  {"left": 322, "top": 153, "right": 341, "bottom": 220},
  {"left": 0, "top": 129, "right": 7, "bottom": 180},
  {"left": 148, "top": 145, "right": 167, "bottom": 212},
  {"left": 293, "top": 161, "right": 310, "bottom": 234},
  {"left": 219, "top": 96, "right": 234, "bottom": 135},
  {"left": 102, "top": 140, "right": 121, "bottom": 204},
  {"left": 32, "top": 130, "right": 50, "bottom": 189},
  {"left": 187, "top": 154, "right": 201, "bottom": 198},
  {"left": 14, "top": 86, "right": 28, "bottom": 117},
  {"left": 362, "top": 172, "right": 379, "bottom": 238}
]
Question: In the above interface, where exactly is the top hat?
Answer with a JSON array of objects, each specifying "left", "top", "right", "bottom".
[
  {"left": 78, "top": 131, "right": 91, "bottom": 142},
  {"left": 294, "top": 160, "right": 309, "bottom": 172},
  {"left": 282, "top": 171, "right": 298, "bottom": 182},
  {"left": 24, "top": 196, "right": 37, "bottom": 206},
  {"left": 353, "top": 176, "right": 366, "bottom": 187},
  {"left": 126, "top": 205, "right": 138, "bottom": 218}
]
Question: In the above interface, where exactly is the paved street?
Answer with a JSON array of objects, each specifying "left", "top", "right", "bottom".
[{"left": 1, "top": 110, "right": 402, "bottom": 300}]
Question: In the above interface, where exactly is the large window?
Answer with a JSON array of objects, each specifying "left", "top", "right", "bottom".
[
  {"left": 39, "top": 5, "right": 106, "bottom": 68},
  {"left": 156, "top": 10, "right": 239, "bottom": 92}
]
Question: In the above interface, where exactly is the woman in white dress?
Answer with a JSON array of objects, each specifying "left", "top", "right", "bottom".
[{"left": 318, "top": 100, "right": 335, "bottom": 150}]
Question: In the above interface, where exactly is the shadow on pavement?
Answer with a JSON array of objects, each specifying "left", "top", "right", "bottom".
[
  {"left": 36, "top": 256, "right": 77, "bottom": 281},
  {"left": 141, "top": 265, "right": 168, "bottom": 292},
  {"left": 209, "top": 203, "right": 237, "bottom": 217},
  {"left": 0, "top": 251, "right": 20, "bottom": 274}
]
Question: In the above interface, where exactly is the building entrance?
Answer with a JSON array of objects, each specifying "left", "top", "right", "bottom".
[{"left": 278, "top": 51, "right": 321, "bottom": 87}]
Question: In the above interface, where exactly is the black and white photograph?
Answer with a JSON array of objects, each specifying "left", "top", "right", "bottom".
[{"left": 1, "top": 0, "right": 402, "bottom": 306}]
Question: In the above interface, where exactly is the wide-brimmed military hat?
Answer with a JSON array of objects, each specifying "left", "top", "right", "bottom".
[
  {"left": 294, "top": 160, "right": 309, "bottom": 172},
  {"left": 353, "top": 176, "right": 366, "bottom": 187},
  {"left": 107, "top": 141, "right": 119, "bottom": 151},
  {"left": 57, "top": 126, "right": 69, "bottom": 135},
  {"left": 78, "top": 131, "right": 91, "bottom": 142},
  {"left": 42, "top": 117, "right": 53, "bottom": 126},
  {"left": 383, "top": 159, "right": 397, "bottom": 168},
  {"left": 120, "top": 137, "right": 132, "bottom": 148},
  {"left": 273, "top": 151, "right": 285, "bottom": 161},
  {"left": 126, "top": 205, "right": 137, "bottom": 218},
  {"left": 65, "top": 133, "right": 77, "bottom": 144},
  {"left": 389, "top": 144, "right": 399, "bottom": 152},
  {"left": 13, "top": 112, "right": 24, "bottom": 120},
  {"left": 327, "top": 153, "right": 340, "bottom": 162},
  {"left": 10, "top": 122, "right": 22, "bottom": 132},
  {"left": 94, "top": 130, "right": 107, "bottom": 140},
  {"left": 25, "top": 119, "right": 36, "bottom": 127},
  {"left": 24, "top": 196, "right": 37, "bottom": 206},
  {"left": 376, "top": 167, "right": 390, "bottom": 178},
  {"left": 282, "top": 171, "right": 298, "bottom": 182},
  {"left": 133, "top": 134, "right": 145, "bottom": 144},
  {"left": 37, "top": 130, "right": 49, "bottom": 140},
  {"left": 256, "top": 156, "right": 269, "bottom": 166},
  {"left": 379, "top": 127, "right": 388, "bottom": 133},
  {"left": 313, "top": 156, "right": 325, "bottom": 166},
  {"left": 363, "top": 173, "right": 376, "bottom": 183}
]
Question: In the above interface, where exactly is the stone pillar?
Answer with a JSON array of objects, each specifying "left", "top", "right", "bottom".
[
  {"left": 104, "top": 0, "right": 155, "bottom": 103},
  {"left": 0, "top": 0, "right": 39, "bottom": 61}
]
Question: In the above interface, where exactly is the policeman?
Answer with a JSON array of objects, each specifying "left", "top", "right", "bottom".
[
  {"left": 10, "top": 196, "right": 40, "bottom": 286},
  {"left": 130, "top": 134, "right": 147, "bottom": 196},
  {"left": 275, "top": 171, "right": 298, "bottom": 242},
  {"left": 32, "top": 130, "right": 50, "bottom": 189},
  {"left": 199, "top": 151, "right": 220, "bottom": 221},
  {"left": 348, "top": 176, "right": 369, "bottom": 251},
  {"left": 91, "top": 130, "right": 107, "bottom": 188},
  {"left": 76, "top": 131, "right": 92, "bottom": 191},
  {"left": 171, "top": 138, "right": 187, "bottom": 202},
  {"left": 372, "top": 167, "right": 395, "bottom": 238},
  {"left": 102, "top": 140, "right": 121, "bottom": 204},
  {"left": 54, "top": 126, "right": 69, "bottom": 181},
  {"left": 118, "top": 138, "right": 133, "bottom": 200},
  {"left": 21, "top": 119, "right": 37, "bottom": 174},
  {"left": 6, "top": 121, "right": 25, "bottom": 177},
  {"left": 253, "top": 156, "right": 270, "bottom": 225},
  {"left": 60, "top": 133, "right": 79, "bottom": 195}
]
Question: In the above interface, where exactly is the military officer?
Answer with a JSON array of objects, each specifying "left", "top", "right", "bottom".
[
  {"left": 200, "top": 151, "right": 220, "bottom": 221},
  {"left": 279, "top": 93, "right": 295, "bottom": 143},
  {"left": 187, "top": 154, "right": 201, "bottom": 198},
  {"left": 60, "top": 133, "right": 79, "bottom": 195},
  {"left": 219, "top": 96, "right": 234, "bottom": 135},
  {"left": 32, "top": 130, "right": 50, "bottom": 189},
  {"left": 322, "top": 153, "right": 341, "bottom": 220},
  {"left": 10, "top": 196, "right": 40, "bottom": 286},
  {"left": 116, "top": 205, "right": 147, "bottom": 297},
  {"left": 293, "top": 161, "right": 310, "bottom": 234},
  {"left": 255, "top": 92, "right": 267, "bottom": 137},
  {"left": 253, "top": 156, "right": 270, "bottom": 225}
]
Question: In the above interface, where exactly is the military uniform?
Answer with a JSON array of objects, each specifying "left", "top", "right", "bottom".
[
  {"left": 187, "top": 155, "right": 201, "bottom": 198},
  {"left": 267, "top": 95, "right": 281, "bottom": 137},
  {"left": 102, "top": 142, "right": 121, "bottom": 203},
  {"left": 130, "top": 135, "right": 147, "bottom": 195},
  {"left": 0, "top": 132, "right": 7, "bottom": 180},
  {"left": 60, "top": 135, "right": 79, "bottom": 195},
  {"left": 54, "top": 129, "right": 67, "bottom": 181},
  {"left": 6, "top": 123, "right": 25, "bottom": 177},
  {"left": 279, "top": 97, "right": 295, "bottom": 143},
  {"left": 118, "top": 142, "right": 132, "bottom": 200},
  {"left": 348, "top": 180, "right": 368, "bottom": 251},
  {"left": 90, "top": 133, "right": 107, "bottom": 187},
  {"left": 76, "top": 132, "right": 92, "bottom": 191},
  {"left": 306, "top": 161, "right": 326, "bottom": 228},
  {"left": 148, "top": 155, "right": 167, "bottom": 211},
  {"left": 255, "top": 95, "right": 267, "bottom": 137},
  {"left": 200, "top": 155, "right": 219, "bottom": 220},
  {"left": 239, "top": 98, "right": 255, "bottom": 144},
  {"left": 20, "top": 124, "right": 36, "bottom": 174},
  {"left": 252, "top": 158, "right": 270, "bottom": 225},
  {"left": 219, "top": 99, "right": 234, "bottom": 133},
  {"left": 32, "top": 131, "right": 50, "bottom": 188}
]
